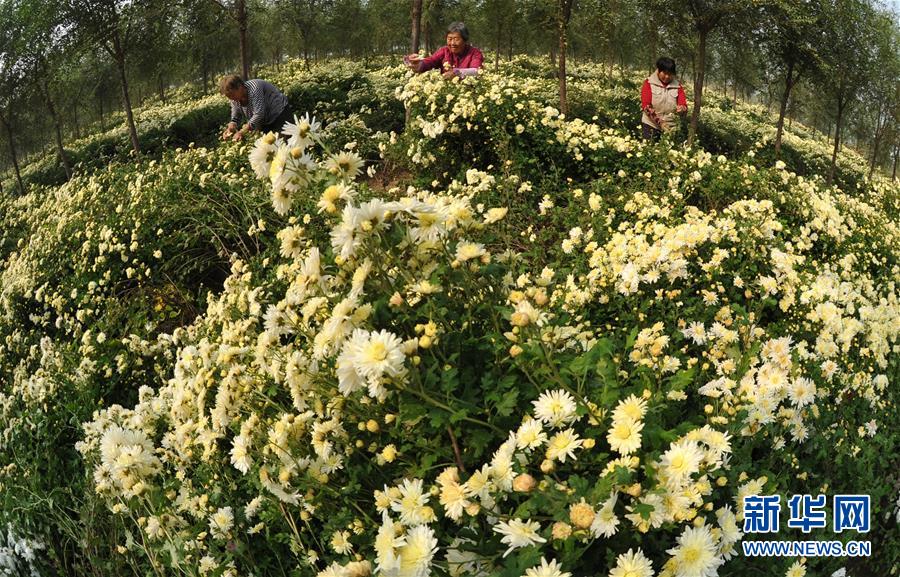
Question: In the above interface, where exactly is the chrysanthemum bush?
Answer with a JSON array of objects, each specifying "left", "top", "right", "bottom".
[
  {"left": 70, "top": 75, "right": 900, "bottom": 577},
  {"left": 0, "top": 59, "right": 898, "bottom": 577},
  {"left": 0, "top": 139, "right": 287, "bottom": 574}
]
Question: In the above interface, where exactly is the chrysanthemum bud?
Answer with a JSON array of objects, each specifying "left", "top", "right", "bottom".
[
  {"left": 551, "top": 522, "right": 572, "bottom": 540},
  {"left": 512, "top": 473, "right": 536, "bottom": 493},
  {"left": 569, "top": 502, "right": 596, "bottom": 530},
  {"left": 510, "top": 312, "right": 530, "bottom": 327}
]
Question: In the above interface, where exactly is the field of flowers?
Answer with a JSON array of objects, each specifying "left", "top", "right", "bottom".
[{"left": 0, "top": 58, "right": 898, "bottom": 577}]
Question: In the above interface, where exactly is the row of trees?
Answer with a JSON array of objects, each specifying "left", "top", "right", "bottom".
[{"left": 1, "top": 0, "right": 899, "bottom": 194}]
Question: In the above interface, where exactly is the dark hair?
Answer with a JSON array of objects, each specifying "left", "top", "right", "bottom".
[
  {"left": 218, "top": 74, "right": 245, "bottom": 95},
  {"left": 656, "top": 57, "right": 676, "bottom": 75},
  {"left": 447, "top": 22, "right": 469, "bottom": 42}
]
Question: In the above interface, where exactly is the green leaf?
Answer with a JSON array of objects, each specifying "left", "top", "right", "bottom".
[{"left": 668, "top": 367, "right": 696, "bottom": 391}]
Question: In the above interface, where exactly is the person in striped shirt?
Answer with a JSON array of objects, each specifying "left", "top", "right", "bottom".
[{"left": 219, "top": 75, "right": 292, "bottom": 142}]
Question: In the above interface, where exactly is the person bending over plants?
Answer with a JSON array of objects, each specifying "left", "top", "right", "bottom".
[{"left": 220, "top": 75, "right": 293, "bottom": 142}]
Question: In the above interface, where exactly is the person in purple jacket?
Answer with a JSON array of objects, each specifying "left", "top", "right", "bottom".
[{"left": 405, "top": 22, "right": 484, "bottom": 79}]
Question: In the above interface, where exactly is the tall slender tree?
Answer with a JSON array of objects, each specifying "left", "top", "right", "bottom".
[
  {"left": 411, "top": 0, "right": 423, "bottom": 53},
  {"left": 0, "top": 0, "right": 26, "bottom": 194},
  {"left": 757, "top": 0, "right": 823, "bottom": 157},
  {"left": 557, "top": 0, "right": 574, "bottom": 115},
  {"left": 820, "top": 0, "right": 878, "bottom": 186},
  {"left": 651, "top": 0, "right": 749, "bottom": 145},
  {"left": 61, "top": 0, "right": 155, "bottom": 155}
]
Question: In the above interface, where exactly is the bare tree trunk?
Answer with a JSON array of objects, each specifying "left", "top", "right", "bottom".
[
  {"left": 557, "top": 0, "right": 573, "bottom": 116},
  {"left": 868, "top": 108, "right": 886, "bottom": 180},
  {"left": 111, "top": 30, "right": 141, "bottom": 155},
  {"left": 688, "top": 28, "right": 709, "bottom": 146},
  {"left": 774, "top": 60, "right": 796, "bottom": 158},
  {"left": 828, "top": 102, "right": 844, "bottom": 187},
  {"left": 411, "top": 0, "right": 423, "bottom": 53},
  {"left": 40, "top": 77, "right": 72, "bottom": 180},
  {"left": 495, "top": 15, "right": 501, "bottom": 71},
  {"left": 0, "top": 112, "right": 25, "bottom": 195},
  {"left": 238, "top": 0, "right": 250, "bottom": 79}
]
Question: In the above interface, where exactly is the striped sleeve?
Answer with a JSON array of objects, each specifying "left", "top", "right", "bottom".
[
  {"left": 229, "top": 100, "right": 241, "bottom": 124},
  {"left": 247, "top": 81, "right": 266, "bottom": 130}
]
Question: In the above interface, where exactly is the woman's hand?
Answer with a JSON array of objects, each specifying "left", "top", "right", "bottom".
[
  {"left": 404, "top": 54, "right": 421, "bottom": 69},
  {"left": 222, "top": 122, "right": 237, "bottom": 141},
  {"left": 676, "top": 104, "right": 688, "bottom": 114},
  {"left": 231, "top": 123, "right": 252, "bottom": 142}
]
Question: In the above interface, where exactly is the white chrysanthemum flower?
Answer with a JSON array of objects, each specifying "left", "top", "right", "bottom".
[
  {"left": 545, "top": 428, "right": 583, "bottom": 462},
  {"left": 344, "top": 328, "right": 405, "bottom": 386},
  {"left": 785, "top": 560, "right": 806, "bottom": 577},
  {"left": 609, "top": 548, "right": 654, "bottom": 577},
  {"left": 99, "top": 425, "right": 161, "bottom": 496},
  {"left": 331, "top": 530, "right": 353, "bottom": 555},
  {"left": 209, "top": 506, "right": 234, "bottom": 540},
  {"left": 532, "top": 389, "right": 578, "bottom": 428},
  {"left": 282, "top": 112, "right": 321, "bottom": 150},
  {"left": 375, "top": 513, "right": 407, "bottom": 573},
  {"left": 326, "top": 151, "right": 364, "bottom": 180},
  {"left": 245, "top": 496, "right": 264, "bottom": 520},
  {"left": 455, "top": 241, "right": 486, "bottom": 262},
  {"left": 788, "top": 377, "right": 816, "bottom": 408},
  {"left": 392, "top": 525, "right": 438, "bottom": 577},
  {"left": 626, "top": 493, "right": 667, "bottom": 531},
  {"left": 516, "top": 418, "right": 548, "bottom": 452},
  {"left": 493, "top": 518, "right": 546, "bottom": 557},
  {"left": 391, "top": 479, "right": 431, "bottom": 526},
  {"left": 591, "top": 493, "right": 620, "bottom": 538},
  {"left": 526, "top": 557, "right": 571, "bottom": 577},
  {"left": 438, "top": 476, "right": 470, "bottom": 521},
  {"left": 607, "top": 417, "right": 644, "bottom": 455},
  {"left": 230, "top": 434, "right": 252, "bottom": 473},
  {"left": 715, "top": 506, "right": 742, "bottom": 560},
  {"left": 484, "top": 207, "right": 508, "bottom": 223},
  {"left": 666, "top": 525, "right": 722, "bottom": 577},
  {"left": 249, "top": 134, "right": 276, "bottom": 178},
  {"left": 659, "top": 440, "right": 704, "bottom": 486},
  {"left": 317, "top": 562, "right": 347, "bottom": 577},
  {"left": 334, "top": 351, "right": 363, "bottom": 396},
  {"left": 681, "top": 321, "right": 707, "bottom": 345},
  {"left": 269, "top": 145, "right": 289, "bottom": 185},
  {"left": 318, "top": 182, "right": 355, "bottom": 214},
  {"left": 611, "top": 394, "right": 648, "bottom": 423},
  {"left": 272, "top": 185, "right": 293, "bottom": 216},
  {"left": 278, "top": 225, "right": 305, "bottom": 260},
  {"left": 490, "top": 439, "right": 516, "bottom": 491}
]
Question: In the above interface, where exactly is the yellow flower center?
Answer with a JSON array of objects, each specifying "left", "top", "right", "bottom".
[{"left": 366, "top": 341, "right": 388, "bottom": 362}]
